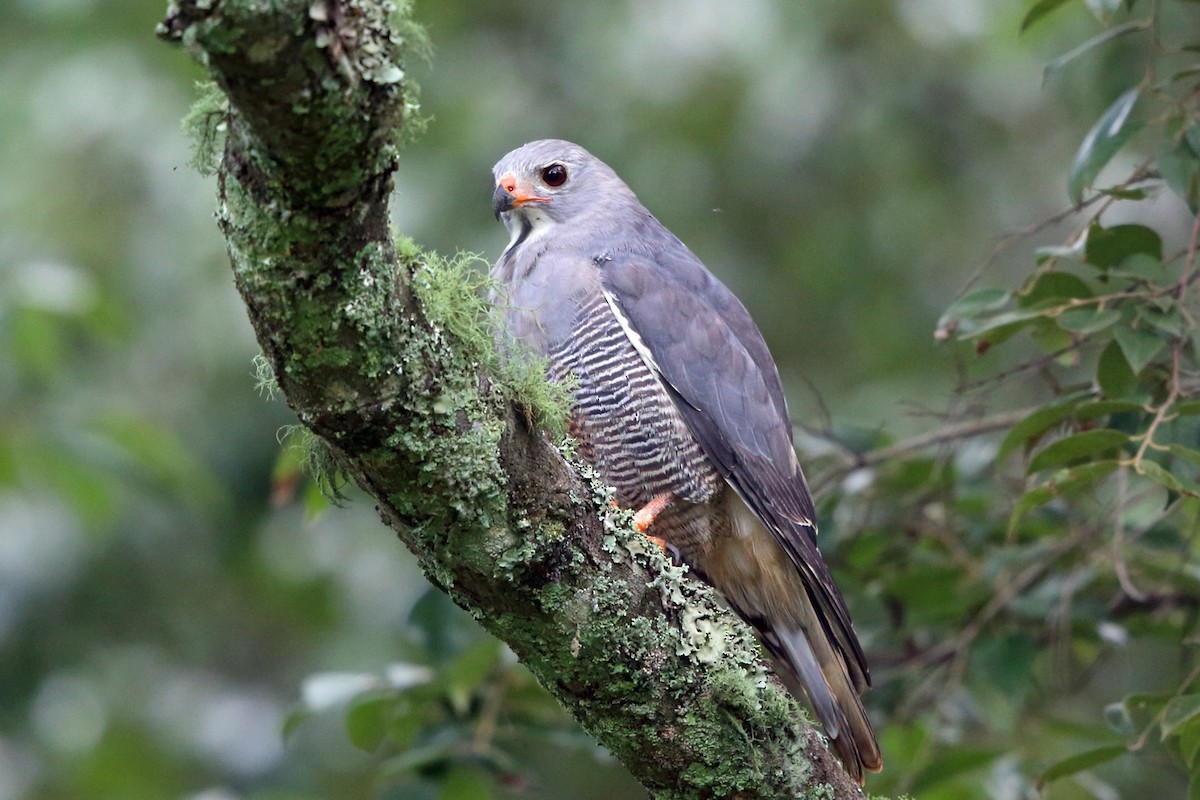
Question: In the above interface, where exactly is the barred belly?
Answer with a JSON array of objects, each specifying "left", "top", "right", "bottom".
[{"left": 548, "top": 295, "right": 726, "bottom": 553}]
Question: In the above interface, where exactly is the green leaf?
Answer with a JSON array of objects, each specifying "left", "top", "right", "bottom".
[
  {"left": 346, "top": 688, "right": 395, "bottom": 751},
  {"left": 282, "top": 706, "right": 312, "bottom": 742},
  {"left": 1028, "top": 429, "right": 1129, "bottom": 473},
  {"left": 1085, "top": 222, "right": 1163, "bottom": 269},
  {"left": 1159, "top": 139, "right": 1200, "bottom": 211},
  {"left": 1171, "top": 445, "right": 1200, "bottom": 469},
  {"left": 1047, "top": 24, "right": 1148, "bottom": 87},
  {"left": 438, "top": 766, "right": 494, "bottom": 800},
  {"left": 1138, "top": 459, "right": 1182, "bottom": 491},
  {"left": 1021, "top": 0, "right": 1074, "bottom": 33},
  {"left": 1085, "top": 0, "right": 1123, "bottom": 22},
  {"left": 944, "top": 287, "right": 1012, "bottom": 319},
  {"left": 909, "top": 747, "right": 1001, "bottom": 793},
  {"left": 1013, "top": 460, "right": 1120, "bottom": 517},
  {"left": 1098, "top": 186, "right": 1148, "bottom": 200},
  {"left": 1021, "top": 271, "right": 1095, "bottom": 308},
  {"left": 1068, "top": 87, "right": 1143, "bottom": 203},
  {"left": 1163, "top": 694, "right": 1200, "bottom": 738},
  {"left": 1098, "top": 339, "right": 1139, "bottom": 399},
  {"left": 1145, "top": 306, "right": 1186, "bottom": 336},
  {"left": 1058, "top": 307, "right": 1122, "bottom": 333},
  {"left": 963, "top": 309, "right": 1048, "bottom": 342},
  {"left": 94, "top": 412, "right": 226, "bottom": 515},
  {"left": 998, "top": 397, "right": 1085, "bottom": 461},
  {"left": 1178, "top": 401, "right": 1200, "bottom": 416},
  {"left": 1039, "top": 744, "right": 1127, "bottom": 782},
  {"left": 1035, "top": 238, "right": 1087, "bottom": 265},
  {"left": 1180, "top": 717, "right": 1200, "bottom": 768},
  {"left": 1031, "top": 323, "right": 1075, "bottom": 358},
  {"left": 441, "top": 639, "right": 501, "bottom": 714},
  {"left": 1075, "top": 399, "right": 1144, "bottom": 420},
  {"left": 1114, "top": 323, "right": 1166, "bottom": 373},
  {"left": 1112, "top": 251, "right": 1166, "bottom": 281}
]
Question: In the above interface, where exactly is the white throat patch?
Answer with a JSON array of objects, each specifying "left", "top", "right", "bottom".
[{"left": 502, "top": 207, "right": 557, "bottom": 257}]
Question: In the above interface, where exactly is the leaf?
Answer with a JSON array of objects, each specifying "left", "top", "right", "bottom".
[
  {"left": 1111, "top": 251, "right": 1166, "bottom": 281},
  {"left": 1159, "top": 139, "right": 1200, "bottom": 212},
  {"left": 1138, "top": 459, "right": 1182, "bottom": 491},
  {"left": 1058, "top": 307, "right": 1122, "bottom": 333},
  {"left": 909, "top": 748, "right": 1002, "bottom": 793},
  {"left": 1032, "top": 323, "right": 1075, "bottom": 359},
  {"left": 1036, "top": 238, "right": 1087, "bottom": 265},
  {"left": 1028, "top": 429, "right": 1129, "bottom": 473},
  {"left": 998, "top": 397, "right": 1085, "bottom": 461},
  {"left": 1098, "top": 186, "right": 1147, "bottom": 199},
  {"left": 1021, "top": 0, "right": 1075, "bottom": 33},
  {"left": 943, "top": 287, "right": 1012, "bottom": 320},
  {"left": 1114, "top": 323, "right": 1166, "bottom": 373},
  {"left": 1047, "top": 23, "right": 1148, "bottom": 87},
  {"left": 1039, "top": 744, "right": 1127, "bottom": 783},
  {"left": 1145, "top": 306, "right": 1186, "bottom": 336},
  {"left": 282, "top": 706, "right": 312, "bottom": 742},
  {"left": 438, "top": 767, "right": 494, "bottom": 800},
  {"left": 1074, "top": 399, "right": 1144, "bottom": 420},
  {"left": 346, "top": 688, "right": 395, "bottom": 751},
  {"left": 1098, "top": 339, "right": 1139, "bottom": 399},
  {"left": 1068, "top": 87, "right": 1143, "bottom": 203},
  {"left": 1013, "top": 460, "right": 1120, "bottom": 517},
  {"left": 441, "top": 639, "right": 501, "bottom": 714},
  {"left": 1162, "top": 694, "right": 1200, "bottom": 738},
  {"left": 1171, "top": 445, "right": 1200, "bottom": 469},
  {"left": 1085, "top": 222, "right": 1163, "bottom": 269},
  {"left": 1021, "top": 271, "right": 1095, "bottom": 308},
  {"left": 1085, "top": 0, "right": 1123, "bottom": 22},
  {"left": 963, "top": 309, "right": 1048, "bottom": 342},
  {"left": 1180, "top": 717, "right": 1200, "bottom": 768}
]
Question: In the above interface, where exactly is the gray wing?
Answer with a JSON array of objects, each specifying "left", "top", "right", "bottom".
[{"left": 598, "top": 237, "right": 870, "bottom": 690}]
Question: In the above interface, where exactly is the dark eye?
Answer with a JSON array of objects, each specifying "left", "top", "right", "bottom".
[{"left": 541, "top": 163, "right": 568, "bottom": 187}]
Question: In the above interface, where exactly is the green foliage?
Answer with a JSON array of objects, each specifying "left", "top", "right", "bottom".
[{"left": 850, "top": 3, "right": 1200, "bottom": 796}]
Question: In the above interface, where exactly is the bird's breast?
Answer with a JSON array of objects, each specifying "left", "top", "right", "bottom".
[{"left": 545, "top": 292, "right": 725, "bottom": 553}]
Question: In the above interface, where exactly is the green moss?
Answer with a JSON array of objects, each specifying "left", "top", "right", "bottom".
[
  {"left": 408, "top": 247, "right": 574, "bottom": 438},
  {"left": 181, "top": 79, "right": 227, "bottom": 176}
]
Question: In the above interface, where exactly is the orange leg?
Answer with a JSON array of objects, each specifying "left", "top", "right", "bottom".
[{"left": 633, "top": 492, "right": 676, "bottom": 552}]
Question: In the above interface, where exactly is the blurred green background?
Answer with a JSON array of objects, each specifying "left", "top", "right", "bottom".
[{"left": 1, "top": 1, "right": 1193, "bottom": 798}]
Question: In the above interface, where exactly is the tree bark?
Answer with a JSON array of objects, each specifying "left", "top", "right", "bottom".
[{"left": 159, "top": 2, "right": 866, "bottom": 797}]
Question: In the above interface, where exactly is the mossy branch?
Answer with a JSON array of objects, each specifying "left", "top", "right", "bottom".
[{"left": 158, "top": 1, "right": 866, "bottom": 797}]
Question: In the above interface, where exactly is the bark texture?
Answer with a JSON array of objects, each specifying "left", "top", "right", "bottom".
[{"left": 159, "top": 2, "right": 867, "bottom": 797}]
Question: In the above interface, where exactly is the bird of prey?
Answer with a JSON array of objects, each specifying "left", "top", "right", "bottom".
[{"left": 489, "top": 139, "right": 882, "bottom": 782}]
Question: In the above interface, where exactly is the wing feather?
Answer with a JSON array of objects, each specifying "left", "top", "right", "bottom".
[{"left": 599, "top": 241, "right": 870, "bottom": 690}]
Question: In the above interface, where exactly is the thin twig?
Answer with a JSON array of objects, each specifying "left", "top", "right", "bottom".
[{"left": 808, "top": 408, "right": 1034, "bottom": 496}]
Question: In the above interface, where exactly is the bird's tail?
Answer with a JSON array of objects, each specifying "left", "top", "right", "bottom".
[{"left": 764, "top": 613, "right": 882, "bottom": 784}]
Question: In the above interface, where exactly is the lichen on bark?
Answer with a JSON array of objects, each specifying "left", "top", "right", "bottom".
[{"left": 159, "top": 1, "right": 870, "bottom": 797}]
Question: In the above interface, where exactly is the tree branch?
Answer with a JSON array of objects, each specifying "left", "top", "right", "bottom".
[{"left": 158, "top": 1, "right": 865, "bottom": 797}]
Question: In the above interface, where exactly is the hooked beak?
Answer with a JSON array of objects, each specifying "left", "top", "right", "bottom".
[
  {"left": 492, "top": 183, "right": 515, "bottom": 220},
  {"left": 492, "top": 175, "right": 550, "bottom": 220}
]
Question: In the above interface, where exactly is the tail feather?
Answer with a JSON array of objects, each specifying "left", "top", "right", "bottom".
[
  {"left": 704, "top": 493, "right": 883, "bottom": 783},
  {"left": 768, "top": 623, "right": 882, "bottom": 784}
]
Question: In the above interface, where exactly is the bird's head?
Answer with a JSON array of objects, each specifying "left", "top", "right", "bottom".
[{"left": 491, "top": 139, "right": 627, "bottom": 245}]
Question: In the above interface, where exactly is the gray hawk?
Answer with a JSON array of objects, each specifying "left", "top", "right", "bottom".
[{"left": 489, "top": 138, "right": 882, "bottom": 783}]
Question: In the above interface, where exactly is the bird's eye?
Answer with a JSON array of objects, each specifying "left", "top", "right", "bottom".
[{"left": 541, "top": 164, "right": 568, "bottom": 187}]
